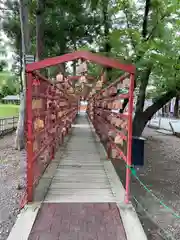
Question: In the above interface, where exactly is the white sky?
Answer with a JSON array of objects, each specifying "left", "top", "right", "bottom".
[
  {"left": 0, "top": 0, "right": 14, "bottom": 69},
  {"left": 0, "top": 31, "right": 14, "bottom": 69}
]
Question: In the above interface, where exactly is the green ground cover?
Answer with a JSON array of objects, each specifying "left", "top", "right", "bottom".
[{"left": 0, "top": 104, "right": 19, "bottom": 117}]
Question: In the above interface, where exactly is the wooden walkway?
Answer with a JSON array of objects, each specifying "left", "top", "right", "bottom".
[
  {"left": 7, "top": 114, "right": 147, "bottom": 240},
  {"left": 45, "top": 115, "right": 115, "bottom": 203}
]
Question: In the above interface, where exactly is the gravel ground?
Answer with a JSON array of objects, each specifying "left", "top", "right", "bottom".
[
  {"left": 140, "top": 128, "right": 180, "bottom": 240},
  {"left": 112, "top": 127, "right": 180, "bottom": 240},
  {"left": 0, "top": 133, "right": 26, "bottom": 240}
]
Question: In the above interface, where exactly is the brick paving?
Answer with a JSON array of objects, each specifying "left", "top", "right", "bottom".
[{"left": 28, "top": 203, "right": 127, "bottom": 240}]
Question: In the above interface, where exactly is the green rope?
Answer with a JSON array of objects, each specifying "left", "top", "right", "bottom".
[{"left": 126, "top": 164, "right": 180, "bottom": 219}]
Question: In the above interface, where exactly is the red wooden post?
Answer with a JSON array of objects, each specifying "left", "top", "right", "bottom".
[
  {"left": 26, "top": 72, "right": 34, "bottom": 202},
  {"left": 125, "top": 73, "right": 134, "bottom": 203}
]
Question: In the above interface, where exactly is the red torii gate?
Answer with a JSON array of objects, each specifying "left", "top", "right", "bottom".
[{"left": 24, "top": 51, "right": 135, "bottom": 205}]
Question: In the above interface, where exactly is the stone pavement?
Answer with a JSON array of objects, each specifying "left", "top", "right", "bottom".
[{"left": 28, "top": 203, "right": 126, "bottom": 240}]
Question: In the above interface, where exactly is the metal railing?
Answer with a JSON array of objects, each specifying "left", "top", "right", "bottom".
[{"left": 0, "top": 116, "right": 19, "bottom": 137}]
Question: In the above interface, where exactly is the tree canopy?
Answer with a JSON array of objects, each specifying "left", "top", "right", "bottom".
[{"left": 1, "top": 0, "right": 180, "bottom": 135}]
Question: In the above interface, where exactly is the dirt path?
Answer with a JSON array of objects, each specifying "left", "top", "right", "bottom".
[
  {"left": 0, "top": 133, "right": 26, "bottom": 240},
  {"left": 113, "top": 127, "right": 180, "bottom": 240}
]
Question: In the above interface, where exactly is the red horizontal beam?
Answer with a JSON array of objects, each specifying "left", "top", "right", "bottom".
[
  {"left": 26, "top": 51, "right": 83, "bottom": 72},
  {"left": 95, "top": 113, "right": 127, "bottom": 141},
  {"left": 96, "top": 73, "right": 129, "bottom": 98},
  {"left": 110, "top": 141, "right": 127, "bottom": 162},
  {"left": 81, "top": 51, "right": 135, "bottom": 73},
  {"left": 68, "top": 75, "right": 95, "bottom": 81},
  {"left": 26, "top": 51, "right": 136, "bottom": 74},
  {"left": 96, "top": 108, "right": 129, "bottom": 119},
  {"left": 97, "top": 94, "right": 129, "bottom": 102},
  {"left": 87, "top": 73, "right": 130, "bottom": 101}
]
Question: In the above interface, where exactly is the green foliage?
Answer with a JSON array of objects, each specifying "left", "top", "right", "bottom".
[
  {"left": 1, "top": 85, "right": 15, "bottom": 97},
  {"left": 109, "top": 0, "right": 180, "bottom": 94},
  {"left": 0, "top": 72, "right": 19, "bottom": 97},
  {"left": 0, "top": 38, "right": 8, "bottom": 72},
  {"left": 2, "top": 0, "right": 103, "bottom": 76},
  {"left": 0, "top": 71, "right": 11, "bottom": 86},
  {"left": 0, "top": 60, "right": 7, "bottom": 72},
  {"left": 2, "top": 1, "right": 21, "bottom": 52},
  {"left": 2, "top": 0, "right": 180, "bottom": 105}
]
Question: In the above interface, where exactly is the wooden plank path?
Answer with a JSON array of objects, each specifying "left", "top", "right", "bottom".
[
  {"left": 45, "top": 116, "right": 115, "bottom": 203},
  {"left": 7, "top": 114, "right": 147, "bottom": 240}
]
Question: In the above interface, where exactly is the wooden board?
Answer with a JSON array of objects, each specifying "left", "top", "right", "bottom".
[{"left": 45, "top": 116, "right": 115, "bottom": 203}]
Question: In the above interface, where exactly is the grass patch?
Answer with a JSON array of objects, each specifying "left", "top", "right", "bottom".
[{"left": 0, "top": 104, "right": 19, "bottom": 117}]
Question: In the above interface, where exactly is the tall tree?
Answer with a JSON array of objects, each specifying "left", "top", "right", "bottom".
[
  {"left": 2, "top": 0, "right": 102, "bottom": 149},
  {"left": 110, "top": 0, "right": 180, "bottom": 136},
  {"left": 15, "top": 0, "right": 31, "bottom": 150},
  {"left": 87, "top": 0, "right": 112, "bottom": 79},
  {"left": 36, "top": 0, "right": 45, "bottom": 61},
  {"left": 3, "top": 0, "right": 179, "bottom": 138},
  {"left": 174, "top": 95, "right": 179, "bottom": 118}
]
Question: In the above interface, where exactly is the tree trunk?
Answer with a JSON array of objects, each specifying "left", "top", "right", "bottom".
[
  {"left": 15, "top": 0, "right": 31, "bottom": 150},
  {"left": 102, "top": 0, "right": 112, "bottom": 81},
  {"left": 174, "top": 96, "right": 179, "bottom": 118},
  {"left": 57, "top": 28, "right": 67, "bottom": 74},
  {"left": 36, "top": 0, "right": 45, "bottom": 61},
  {"left": 133, "top": 112, "right": 147, "bottom": 137},
  {"left": 162, "top": 106, "right": 165, "bottom": 117},
  {"left": 133, "top": 90, "right": 176, "bottom": 136},
  {"left": 142, "top": 0, "right": 151, "bottom": 39},
  {"left": 35, "top": 0, "right": 49, "bottom": 78},
  {"left": 72, "top": 38, "right": 77, "bottom": 84},
  {"left": 121, "top": 64, "right": 152, "bottom": 135},
  {"left": 135, "top": 63, "right": 153, "bottom": 114},
  {"left": 19, "top": 44, "right": 23, "bottom": 92}
]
